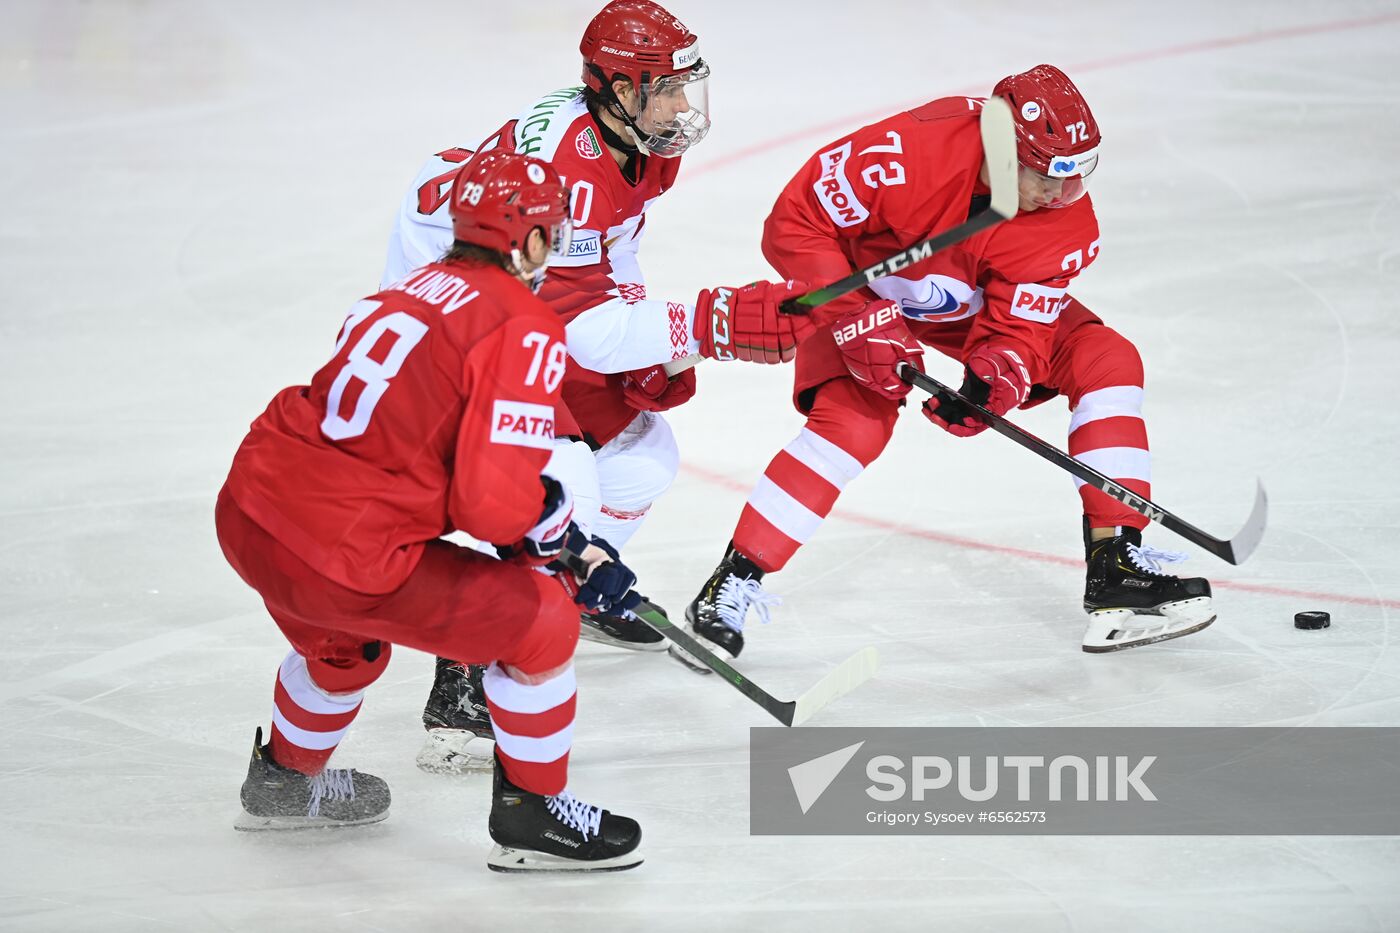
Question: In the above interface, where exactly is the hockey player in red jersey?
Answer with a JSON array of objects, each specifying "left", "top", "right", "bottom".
[
  {"left": 677, "top": 65, "right": 1216, "bottom": 665},
  {"left": 216, "top": 150, "right": 646, "bottom": 872},
  {"left": 384, "top": 0, "right": 810, "bottom": 771}
]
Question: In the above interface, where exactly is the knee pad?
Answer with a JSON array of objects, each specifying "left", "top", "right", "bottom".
[
  {"left": 805, "top": 379, "right": 900, "bottom": 467},
  {"left": 1070, "top": 326, "right": 1144, "bottom": 403},
  {"left": 506, "top": 572, "right": 582, "bottom": 676},
  {"left": 304, "top": 642, "right": 392, "bottom": 695},
  {"left": 597, "top": 412, "right": 680, "bottom": 511}
]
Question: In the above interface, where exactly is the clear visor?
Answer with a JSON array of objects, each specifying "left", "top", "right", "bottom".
[
  {"left": 1017, "top": 159, "right": 1095, "bottom": 211},
  {"left": 632, "top": 61, "right": 711, "bottom": 158}
]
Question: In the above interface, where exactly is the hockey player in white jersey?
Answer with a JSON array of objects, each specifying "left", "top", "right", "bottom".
[{"left": 382, "top": 0, "right": 813, "bottom": 772}]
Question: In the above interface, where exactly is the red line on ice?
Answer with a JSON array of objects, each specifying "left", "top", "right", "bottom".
[
  {"left": 681, "top": 464, "right": 1400, "bottom": 611},
  {"left": 680, "top": 11, "right": 1400, "bottom": 612}
]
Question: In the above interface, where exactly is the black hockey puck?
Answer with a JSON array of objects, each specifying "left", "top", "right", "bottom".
[{"left": 1294, "top": 611, "right": 1331, "bottom": 630}]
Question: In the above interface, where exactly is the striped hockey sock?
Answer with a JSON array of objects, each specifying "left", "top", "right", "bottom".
[
  {"left": 481, "top": 661, "right": 576, "bottom": 796},
  {"left": 267, "top": 650, "right": 366, "bottom": 775}
]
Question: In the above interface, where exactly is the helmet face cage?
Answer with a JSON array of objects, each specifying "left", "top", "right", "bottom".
[
  {"left": 629, "top": 58, "right": 711, "bottom": 158},
  {"left": 580, "top": 0, "right": 710, "bottom": 158}
]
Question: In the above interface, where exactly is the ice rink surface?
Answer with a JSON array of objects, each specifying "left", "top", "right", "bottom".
[{"left": 4, "top": 0, "right": 1400, "bottom": 929}]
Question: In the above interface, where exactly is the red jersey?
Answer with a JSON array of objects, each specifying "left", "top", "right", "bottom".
[
  {"left": 224, "top": 260, "right": 568, "bottom": 595},
  {"left": 383, "top": 88, "right": 693, "bottom": 448},
  {"left": 763, "top": 95, "right": 1101, "bottom": 383}
]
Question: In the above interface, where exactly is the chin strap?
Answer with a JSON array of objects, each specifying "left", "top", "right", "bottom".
[{"left": 585, "top": 74, "right": 648, "bottom": 181}]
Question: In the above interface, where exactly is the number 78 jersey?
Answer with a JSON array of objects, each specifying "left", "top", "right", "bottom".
[{"left": 224, "top": 261, "right": 568, "bottom": 595}]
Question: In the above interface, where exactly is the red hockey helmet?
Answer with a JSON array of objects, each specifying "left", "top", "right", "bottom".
[
  {"left": 993, "top": 64, "right": 1100, "bottom": 177},
  {"left": 579, "top": 0, "right": 710, "bottom": 157},
  {"left": 448, "top": 150, "right": 572, "bottom": 271}
]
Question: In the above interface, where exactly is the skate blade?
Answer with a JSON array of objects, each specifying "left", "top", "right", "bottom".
[
  {"left": 1082, "top": 597, "right": 1216, "bottom": 653},
  {"left": 667, "top": 640, "right": 724, "bottom": 675},
  {"left": 233, "top": 809, "right": 389, "bottom": 832},
  {"left": 579, "top": 624, "right": 668, "bottom": 652},
  {"left": 416, "top": 730, "right": 495, "bottom": 775},
  {"left": 486, "top": 843, "right": 643, "bottom": 873}
]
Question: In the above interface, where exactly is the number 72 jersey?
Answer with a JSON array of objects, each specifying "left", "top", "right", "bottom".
[
  {"left": 769, "top": 95, "right": 1102, "bottom": 380},
  {"left": 224, "top": 261, "right": 568, "bottom": 595}
]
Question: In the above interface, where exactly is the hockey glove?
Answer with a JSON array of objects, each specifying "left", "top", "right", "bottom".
[
  {"left": 621, "top": 363, "right": 697, "bottom": 412},
  {"left": 553, "top": 531, "right": 642, "bottom": 616},
  {"left": 832, "top": 299, "right": 924, "bottom": 400},
  {"left": 923, "top": 344, "right": 1032, "bottom": 437},
  {"left": 496, "top": 475, "right": 574, "bottom": 565},
  {"left": 695, "top": 279, "right": 815, "bottom": 364}
]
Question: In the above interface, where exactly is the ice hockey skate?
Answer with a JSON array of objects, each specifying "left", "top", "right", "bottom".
[
  {"left": 1082, "top": 529, "right": 1215, "bottom": 652},
  {"left": 580, "top": 606, "right": 667, "bottom": 651},
  {"left": 235, "top": 727, "right": 390, "bottom": 831},
  {"left": 672, "top": 546, "right": 779, "bottom": 673},
  {"left": 417, "top": 657, "right": 495, "bottom": 774},
  {"left": 486, "top": 755, "right": 643, "bottom": 873}
]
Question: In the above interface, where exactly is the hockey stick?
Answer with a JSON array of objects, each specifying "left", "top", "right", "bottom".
[
  {"left": 662, "top": 97, "right": 1019, "bottom": 377},
  {"left": 559, "top": 551, "right": 879, "bottom": 726},
  {"left": 898, "top": 362, "right": 1268, "bottom": 565}
]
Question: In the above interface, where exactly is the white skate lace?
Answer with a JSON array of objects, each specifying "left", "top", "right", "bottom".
[
  {"left": 715, "top": 575, "right": 780, "bottom": 633},
  {"left": 306, "top": 768, "right": 356, "bottom": 818},
  {"left": 1126, "top": 543, "right": 1189, "bottom": 576},
  {"left": 546, "top": 791, "right": 603, "bottom": 841}
]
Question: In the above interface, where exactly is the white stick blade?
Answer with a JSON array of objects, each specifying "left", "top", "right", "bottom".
[
  {"left": 789, "top": 647, "right": 879, "bottom": 726},
  {"left": 663, "top": 353, "right": 703, "bottom": 376},
  {"left": 979, "top": 96, "right": 1018, "bottom": 219},
  {"left": 1227, "top": 479, "right": 1269, "bottom": 565}
]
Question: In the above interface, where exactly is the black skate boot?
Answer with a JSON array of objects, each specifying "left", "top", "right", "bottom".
[
  {"left": 579, "top": 604, "right": 666, "bottom": 651},
  {"left": 417, "top": 657, "right": 495, "bottom": 774},
  {"left": 486, "top": 756, "right": 643, "bottom": 873},
  {"left": 671, "top": 544, "right": 778, "bottom": 673},
  {"left": 1082, "top": 527, "right": 1214, "bottom": 652},
  {"left": 235, "top": 727, "right": 390, "bottom": 831}
]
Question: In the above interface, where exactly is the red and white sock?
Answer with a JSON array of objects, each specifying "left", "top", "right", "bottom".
[
  {"left": 482, "top": 661, "right": 576, "bottom": 796},
  {"left": 1069, "top": 384, "right": 1151, "bottom": 530},
  {"left": 733, "top": 427, "right": 867, "bottom": 573},
  {"left": 268, "top": 651, "right": 365, "bottom": 775}
]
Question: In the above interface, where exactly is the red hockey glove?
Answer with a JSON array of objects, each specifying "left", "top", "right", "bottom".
[
  {"left": 831, "top": 299, "right": 924, "bottom": 400},
  {"left": 923, "top": 344, "right": 1032, "bottom": 437},
  {"left": 621, "top": 363, "right": 697, "bottom": 412},
  {"left": 695, "top": 279, "right": 815, "bottom": 363},
  {"left": 496, "top": 475, "right": 574, "bottom": 565}
]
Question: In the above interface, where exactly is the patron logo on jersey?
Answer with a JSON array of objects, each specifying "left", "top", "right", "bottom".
[
  {"left": 812, "top": 142, "right": 870, "bottom": 228},
  {"left": 575, "top": 127, "right": 603, "bottom": 160},
  {"left": 490, "top": 400, "right": 555, "bottom": 450},
  {"left": 1009, "top": 282, "right": 1067, "bottom": 324}
]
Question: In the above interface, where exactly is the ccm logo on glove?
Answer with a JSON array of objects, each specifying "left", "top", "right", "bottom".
[{"left": 708, "top": 288, "right": 735, "bottom": 361}]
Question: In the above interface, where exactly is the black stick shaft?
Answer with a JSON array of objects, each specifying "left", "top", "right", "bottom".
[
  {"left": 557, "top": 551, "right": 797, "bottom": 725},
  {"left": 900, "top": 364, "right": 1264, "bottom": 565}
]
